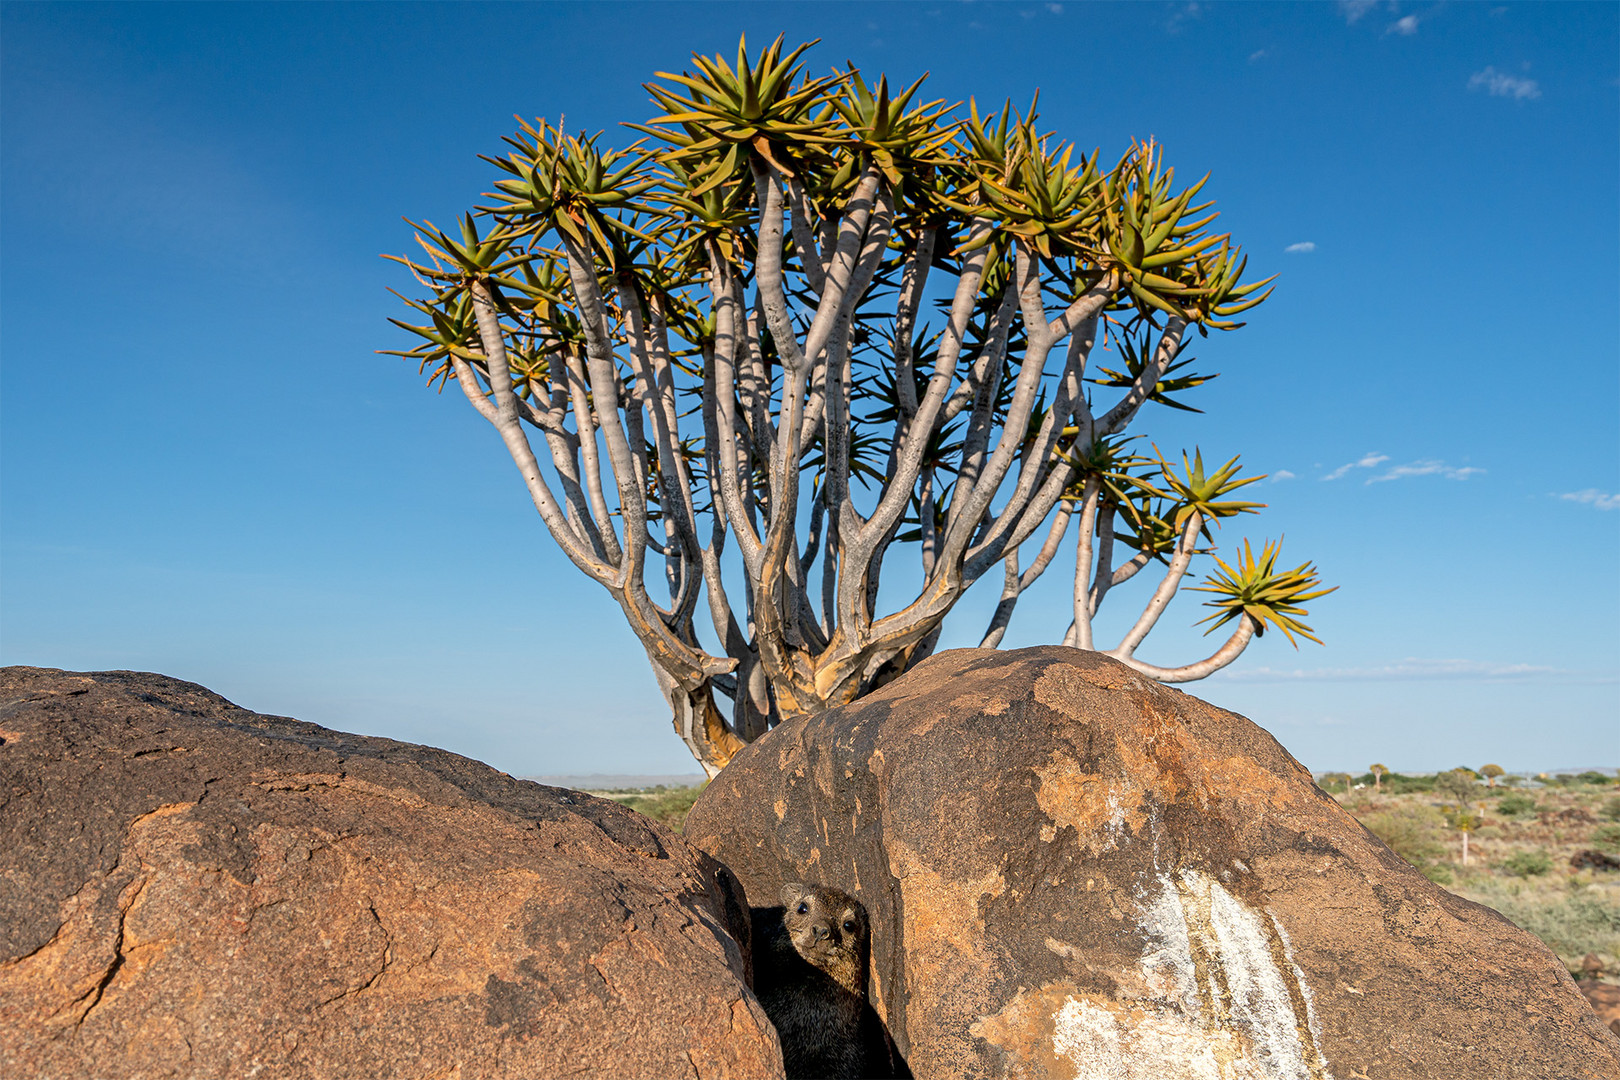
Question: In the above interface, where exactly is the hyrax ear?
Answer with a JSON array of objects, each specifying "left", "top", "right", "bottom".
[{"left": 780, "top": 882, "right": 807, "bottom": 907}]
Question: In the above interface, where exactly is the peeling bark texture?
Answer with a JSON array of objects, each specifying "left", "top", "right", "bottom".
[
  {"left": 0, "top": 666, "right": 783, "bottom": 1080},
  {"left": 685, "top": 646, "right": 1620, "bottom": 1080}
]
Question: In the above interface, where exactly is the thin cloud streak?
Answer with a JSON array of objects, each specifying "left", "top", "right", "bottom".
[
  {"left": 1557, "top": 489, "right": 1620, "bottom": 511},
  {"left": 1386, "top": 14, "right": 1419, "bottom": 35},
  {"left": 1469, "top": 67, "right": 1541, "bottom": 100},
  {"left": 1322, "top": 452, "right": 1388, "bottom": 481},
  {"left": 1285, "top": 241, "right": 1316, "bottom": 253},
  {"left": 1165, "top": 2, "right": 1202, "bottom": 33},
  {"left": 1366, "top": 460, "right": 1484, "bottom": 484},
  {"left": 1338, "top": 0, "right": 1378, "bottom": 24},
  {"left": 1214, "top": 658, "right": 1588, "bottom": 683}
]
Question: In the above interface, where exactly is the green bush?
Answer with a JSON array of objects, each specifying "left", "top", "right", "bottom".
[
  {"left": 1500, "top": 850, "right": 1554, "bottom": 877},
  {"left": 1424, "top": 863, "right": 1455, "bottom": 885},
  {"left": 1363, "top": 805, "right": 1448, "bottom": 874},
  {"left": 614, "top": 784, "right": 706, "bottom": 827},
  {"left": 1593, "top": 824, "right": 1620, "bottom": 855},
  {"left": 1464, "top": 884, "right": 1620, "bottom": 975},
  {"left": 1498, "top": 792, "right": 1539, "bottom": 817},
  {"left": 1383, "top": 772, "right": 1437, "bottom": 795},
  {"left": 1603, "top": 796, "right": 1620, "bottom": 823}
]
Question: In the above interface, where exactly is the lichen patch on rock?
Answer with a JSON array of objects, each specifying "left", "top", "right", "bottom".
[{"left": 686, "top": 646, "right": 1620, "bottom": 1079}]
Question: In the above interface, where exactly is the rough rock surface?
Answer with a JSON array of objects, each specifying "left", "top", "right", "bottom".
[
  {"left": 684, "top": 646, "right": 1620, "bottom": 1080},
  {"left": 1586, "top": 982, "right": 1620, "bottom": 1036},
  {"left": 0, "top": 667, "right": 782, "bottom": 1080}
]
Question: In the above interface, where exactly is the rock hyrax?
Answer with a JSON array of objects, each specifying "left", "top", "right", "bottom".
[{"left": 752, "top": 882, "right": 903, "bottom": 1079}]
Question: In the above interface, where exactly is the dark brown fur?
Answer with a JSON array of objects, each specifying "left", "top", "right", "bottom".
[{"left": 751, "top": 883, "right": 904, "bottom": 1079}]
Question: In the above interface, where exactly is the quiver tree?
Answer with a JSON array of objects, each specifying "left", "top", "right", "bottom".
[{"left": 385, "top": 37, "right": 1334, "bottom": 775}]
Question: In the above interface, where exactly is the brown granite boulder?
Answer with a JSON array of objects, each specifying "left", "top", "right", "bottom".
[
  {"left": 684, "top": 646, "right": 1620, "bottom": 1080},
  {"left": 1585, "top": 982, "right": 1620, "bottom": 1037},
  {"left": 0, "top": 667, "right": 783, "bottom": 1080}
]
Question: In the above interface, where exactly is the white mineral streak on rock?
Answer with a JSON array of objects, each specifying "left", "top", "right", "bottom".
[
  {"left": 1269, "top": 913, "right": 1331, "bottom": 1070},
  {"left": 1137, "top": 873, "right": 1199, "bottom": 1015},
  {"left": 1052, "top": 998, "right": 1247, "bottom": 1080},
  {"left": 1201, "top": 874, "right": 1314, "bottom": 1077},
  {"left": 1051, "top": 870, "right": 1331, "bottom": 1080}
]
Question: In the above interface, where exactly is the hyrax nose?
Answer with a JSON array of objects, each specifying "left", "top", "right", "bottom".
[{"left": 813, "top": 922, "right": 832, "bottom": 942}]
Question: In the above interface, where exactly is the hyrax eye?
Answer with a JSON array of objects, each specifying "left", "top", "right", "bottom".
[
  {"left": 843, "top": 920, "right": 856, "bottom": 932},
  {"left": 797, "top": 903, "right": 809, "bottom": 914}
]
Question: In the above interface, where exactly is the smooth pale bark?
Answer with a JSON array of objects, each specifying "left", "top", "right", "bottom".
[
  {"left": 1108, "top": 510, "right": 1204, "bottom": 661},
  {"left": 980, "top": 504, "right": 1072, "bottom": 648},
  {"left": 1113, "top": 615, "right": 1258, "bottom": 683},
  {"left": 463, "top": 283, "right": 612, "bottom": 583},
  {"left": 436, "top": 155, "right": 1262, "bottom": 771},
  {"left": 1070, "top": 479, "right": 1103, "bottom": 650}
]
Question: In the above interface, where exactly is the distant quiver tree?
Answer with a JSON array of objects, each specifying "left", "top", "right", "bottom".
[{"left": 385, "top": 37, "right": 1335, "bottom": 775}]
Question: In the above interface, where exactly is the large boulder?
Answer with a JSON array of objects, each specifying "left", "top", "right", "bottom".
[
  {"left": 684, "top": 646, "right": 1620, "bottom": 1080},
  {"left": 0, "top": 667, "right": 782, "bottom": 1080}
]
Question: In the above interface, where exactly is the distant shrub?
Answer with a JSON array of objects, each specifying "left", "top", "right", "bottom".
[
  {"left": 1603, "top": 796, "right": 1620, "bottom": 823},
  {"left": 1475, "top": 887, "right": 1620, "bottom": 975},
  {"left": 1363, "top": 805, "right": 1447, "bottom": 875},
  {"left": 1435, "top": 768, "right": 1481, "bottom": 810},
  {"left": 1384, "top": 772, "right": 1436, "bottom": 795},
  {"left": 616, "top": 784, "right": 705, "bottom": 827},
  {"left": 1545, "top": 773, "right": 1609, "bottom": 788},
  {"left": 1593, "top": 824, "right": 1620, "bottom": 855},
  {"left": 1500, "top": 850, "right": 1554, "bottom": 878},
  {"left": 1498, "top": 792, "right": 1539, "bottom": 817}
]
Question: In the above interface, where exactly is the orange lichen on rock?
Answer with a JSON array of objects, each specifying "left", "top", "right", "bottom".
[{"left": 687, "top": 646, "right": 1620, "bottom": 1080}]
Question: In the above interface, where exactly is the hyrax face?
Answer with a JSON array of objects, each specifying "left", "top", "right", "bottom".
[{"left": 781, "top": 882, "right": 869, "bottom": 992}]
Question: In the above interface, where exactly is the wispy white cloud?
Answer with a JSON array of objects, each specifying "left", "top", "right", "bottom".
[
  {"left": 1046, "top": 2, "right": 1064, "bottom": 12},
  {"left": 1338, "top": 0, "right": 1379, "bottom": 23},
  {"left": 1166, "top": 2, "right": 1202, "bottom": 33},
  {"left": 1556, "top": 489, "right": 1620, "bottom": 511},
  {"left": 1322, "top": 452, "right": 1389, "bottom": 481},
  {"left": 1386, "top": 14, "right": 1419, "bottom": 35},
  {"left": 1366, "top": 459, "right": 1484, "bottom": 484},
  {"left": 1284, "top": 241, "right": 1316, "bottom": 254},
  {"left": 1248, "top": 49, "right": 1269, "bottom": 63},
  {"left": 1215, "top": 658, "right": 1572, "bottom": 683},
  {"left": 1469, "top": 67, "right": 1541, "bottom": 100},
  {"left": 1269, "top": 469, "right": 1297, "bottom": 483}
]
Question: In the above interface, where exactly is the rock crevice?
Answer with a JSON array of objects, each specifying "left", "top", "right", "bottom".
[{"left": 685, "top": 646, "right": 1620, "bottom": 1080}]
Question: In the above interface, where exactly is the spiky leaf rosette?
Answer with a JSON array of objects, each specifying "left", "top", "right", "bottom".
[
  {"left": 1088, "top": 323, "right": 1218, "bottom": 413},
  {"left": 1154, "top": 447, "right": 1266, "bottom": 536},
  {"left": 635, "top": 34, "right": 846, "bottom": 194},
  {"left": 480, "top": 118, "right": 661, "bottom": 267},
  {"left": 1191, "top": 538, "right": 1336, "bottom": 645}
]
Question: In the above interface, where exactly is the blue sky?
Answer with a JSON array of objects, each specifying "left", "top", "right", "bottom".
[{"left": 2, "top": 2, "right": 1615, "bottom": 777}]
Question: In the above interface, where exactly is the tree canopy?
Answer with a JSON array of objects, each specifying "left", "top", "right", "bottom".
[{"left": 386, "top": 36, "right": 1333, "bottom": 774}]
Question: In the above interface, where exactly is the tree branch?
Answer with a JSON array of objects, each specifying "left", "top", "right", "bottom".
[
  {"left": 1116, "top": 615, "right": 1257, "bottom": 682},
  {"left": 1108, "top": 508, "right": 1203, "bottom": 660}
]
